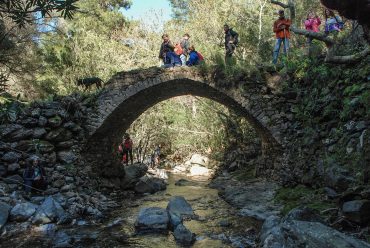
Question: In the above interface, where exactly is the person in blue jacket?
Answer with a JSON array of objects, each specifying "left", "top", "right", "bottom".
[
  {"left": 186, "top": 46, "right": 200, "bottom": 66},
  {"left": 163, "top": 51, "right": 182, "bottom": 68}
]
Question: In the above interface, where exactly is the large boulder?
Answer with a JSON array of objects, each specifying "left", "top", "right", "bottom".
[
  {"left": 189, "top": 165, "right": 211, "bottom": 177},
  {"left": 10, "top": 202, "right": 38, "bottom": 221},
  {"left": 120, "top": 164, "right": 148, "bottom": 188},
  {"left": 32, "top": 196, "right": 66, "bottom": 224},
  {"left": 0, "top": 201, "right": 11, "bottom": 229},
  {"left": 260, "top": 208, "right": 370, "bottom": 248},
  {"left": 189, "top": 154, "right": 209, "bottom": 167},
  {"left": 166, "top": 196, "right": 194, "bottom": 220},
  {"left": 342, "top": 200, "right": 370, "bottom": 224},
  {"left": 173, "top": 223, "right": 195, "bottom": 245},
  {"left": 134, "top": 175, "right": 167, "bottom": 194},
  {"left": 135, "top": 207, "right": 169, "bottom": 234}
]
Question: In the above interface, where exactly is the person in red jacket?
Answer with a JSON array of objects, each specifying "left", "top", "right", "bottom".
[
  {"left": 119, "top": 133, "right": 133, "bottom": 165},
  {"left": 273, "top": 10, "right": 292, "bottom": 64}
]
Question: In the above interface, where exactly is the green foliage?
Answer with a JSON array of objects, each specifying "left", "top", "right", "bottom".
[
  {"left": 0, "top": 0, "right": 79, "bottom": 27},
  {"left": 0, "top": 94, "right": 25, "bottom": 123},
  {"left": 275, "top": 185, "right": 335, "bottom": 215}
]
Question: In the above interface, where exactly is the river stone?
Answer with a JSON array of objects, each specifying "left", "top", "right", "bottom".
[
  {"left": 57, "top": 151, "right": 77, "bottom": 164},
  {"left": 189, "top": 165, "right": 211, "bottom": 177},
  {"left": 166, "top": 196, "right": 194, "bottom": 219},
  {"left": 135, "top": 207, "right": 169, "bottom": 233},
  {"left": 10, "top": 202, "right": 38, "bottom": 221},
  {"left": 33, "top": 127, "right": 47, "bottom": 138},
  {"left": 48, "top": 115, "right": 62, "bottom": 127},
  {"left": 342, "top": 200, "right": 370, "bottom": 224},
  {"left": 0, "top": 201, "right": 11, "bottom": 229},
  {"left": 189, "top": 154, "right": 209, "bottom": 167},
  {"left": 32, "top": 196, "right": 66, "bottom": 224},
  {"left": 1, "top": 151, "right": 22, "bottom": 162},
  {"left": 120, "top": 164, "right": 148, "bottom": 188},
  {"left": 173, "top": 223, "right": 195, "bottom": 245},
  {"left": 134, "top": 176, "right": 167, "bottom": 194},
  {"left": 260, "top": 213, "right": 370, "bottom": 248}
]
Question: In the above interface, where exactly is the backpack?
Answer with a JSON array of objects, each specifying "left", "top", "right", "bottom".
[
  {"left": 124, "top": 139, "right": 132, "bottom": 149},
  {"left": 174, "top": 43, "right": 183, "bottom": 56},
  {"left": 197, "top": 52, "right": 204, "bottom": 61}
]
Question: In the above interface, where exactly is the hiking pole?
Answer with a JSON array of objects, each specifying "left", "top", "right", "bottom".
[{"left": 0, "top": 176, "right": 45, "bottom": 193}]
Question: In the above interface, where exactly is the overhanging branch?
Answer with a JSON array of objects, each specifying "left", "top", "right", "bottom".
[
  {"left": 325, "top": 46, "right": 370, "bottom": 63},
  {"left": 290, "top": 26, "right": 335, "bottom": 47},
  {"left": 270, "top": 0, "right": 289, "bottom": 8}
]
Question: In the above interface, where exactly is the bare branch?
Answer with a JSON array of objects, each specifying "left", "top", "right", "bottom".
[
  {"left": 290, "top": 26, "right": 335, "bottom": 47},
  {"left": 325, "top": 46, "right": 370, "bottom": 64}
]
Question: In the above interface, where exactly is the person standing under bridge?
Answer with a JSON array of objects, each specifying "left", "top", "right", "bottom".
[{"left": 119, "top": 133, "right": 133, "bottom": 165}]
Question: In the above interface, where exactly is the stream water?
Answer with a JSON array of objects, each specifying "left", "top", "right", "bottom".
[{"left": 2, "top": 173, "right": 261, "bottom": 248}]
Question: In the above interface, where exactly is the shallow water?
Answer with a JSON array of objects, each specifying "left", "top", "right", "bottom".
[{"left": 1, "top": 173, "right": 261, "bottom": 248}]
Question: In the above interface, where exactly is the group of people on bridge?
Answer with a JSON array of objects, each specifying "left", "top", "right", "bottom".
[{"left": 159, "top": 6, "right": 346, "bottom": 67}]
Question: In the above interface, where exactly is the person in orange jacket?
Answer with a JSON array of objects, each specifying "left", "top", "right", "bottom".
[{"left": 273, "top": 10, "right": 292, "bottom": 64}]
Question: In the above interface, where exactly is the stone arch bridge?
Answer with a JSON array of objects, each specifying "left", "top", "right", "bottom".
[{"left": 83, "top": 66, "right": 295, "bottom": 180}]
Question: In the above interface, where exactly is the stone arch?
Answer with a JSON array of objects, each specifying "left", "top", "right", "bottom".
[{"left": 83, "top": 67, "right": 288, "bottom": 179}]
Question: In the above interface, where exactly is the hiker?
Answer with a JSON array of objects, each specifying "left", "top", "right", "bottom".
[
  {"left": 163, "top": 51, "right": 182, "bottom": 68},
  {"left": 154, "top": 144, "right": 161, "bottom": 166},
  {"left": 186, "top": 45, "right": 200, "bottom": 66},
  {"left": 304, "top": 10, "right": 321, "bottom": 54},
  {"left": 23, "top": 159, "right": 35, "bottom": 195},
  {"left": 32, "top": 157, "right": 47, "bottom": 191},
  {"left": 159, "top": 34, "right": 175, "bottom": 65},
  {"left": 174, "top": 33, "right": 191, "bottom": 66},
  {"left": 120, "top": 133, "right": 133, "bottom": 165},
  {"left": 324, "top": 9, "right": 344, "bottom": 34},
  {"left": 273, "top": 10, "right": 292, "bottom": 64},
  {"left": 224, "top": 24, "right": 239, "bottom": 61}
]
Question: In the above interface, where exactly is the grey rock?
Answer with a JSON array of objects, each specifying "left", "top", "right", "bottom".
[
  {"left": 56, "top": 141, "right": 75, "bottom": 149},
  {"left": 325, "top": 166, "right": 355, "bottom": 192},
  {"left": 134, "top": 175, "right": 166, "bottom": 194},
  {"left": 0, "top": 165, "right": 7, "bottom": 177},
  {"left": 166, "top": 196, "right": 194, "bottom": 219},
  {"left": 45, "top": 128, "right": 72, "bottom": 142},
  {"left": 15, "top": 140, "right": 35, "bottom": 152},
  {"left": 175, "top": 179, "right": 200, "bottom": 186},
  {"left": 38, "top": 116, "right": 48, "bottom": 126},
  {"left": 32, "top": 196, "right": 66, "bottom": 224},
  {"left": 2, "top": 151, "right": 22, "bottom": 162},
  {"left": 135, "top": 207, "right": 169, "bottom": 233},
  {"left": 57, "top": 151, "right": 77, "bottom": 164},
  {"left": 342, "top": 200, "right": 370, "bottom": 224},
  {"left": 7, "top": 163, "right": 20, "bottom": 173},
  {"left": 38, "top": 140, "right": 55, "bottom": 153},
  {"left": 120, "top": 164, "right": 147, "bottom": 188},
  {"left": 21, "top": 117, "right": 39, "bottom": 127},
  {"left": 53, "top": 231, "right": 73, "bottom": 248},
  {"left": 33, "top": 127, "right": 47, "bottom": 138},
  {"left": 0, "top": 124, "right": 23, "bottom": 139},
  {"left": 283, "top": 207, "right": 324, "bottom": 223},
  {"left": 324, "top": 187, "right": 339, "bottom": 199},
  {"left": 168, "top": 212, "right": 182, "bottom": 228},
  {"left": 173, "top": 223, "right": 195, "bottom": 245},
  {"left": 53, "top": 179, "right": 65, "bottom": 188},
  {"left": 259, "top": 210, "right": 370, "bottom": 248},
  {"left": 0, "top": 201, "right": 11, "bottom": 229},
  {"left": 7, "top": 128, "right": 34, "bottom": 141},
  {"left": 10, "top": 202, "right": 38, "bottom": 221}
]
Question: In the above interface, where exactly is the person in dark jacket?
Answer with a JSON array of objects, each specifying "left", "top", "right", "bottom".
[
  {"left": 23, "top": 160, "right": 35, "bottom": 195},
  {"left": 224, "top": 24, "right": 239, "bottom": 61},
  {"left": 180, "top": 33, "right": 190, "bottom": 66},
  {"left": 32, "top": 157, "right": 47, "bottom": 191},
  {"left": 186, "top": 46, "right": 200, "bottom": 66},
  {"left": 159, "top": 34, "right": 175, "bottom": 64}
]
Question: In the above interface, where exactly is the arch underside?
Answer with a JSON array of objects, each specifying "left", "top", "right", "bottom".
[{"left": 85, "top": 78, "right": 281, "bottom": 172}]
